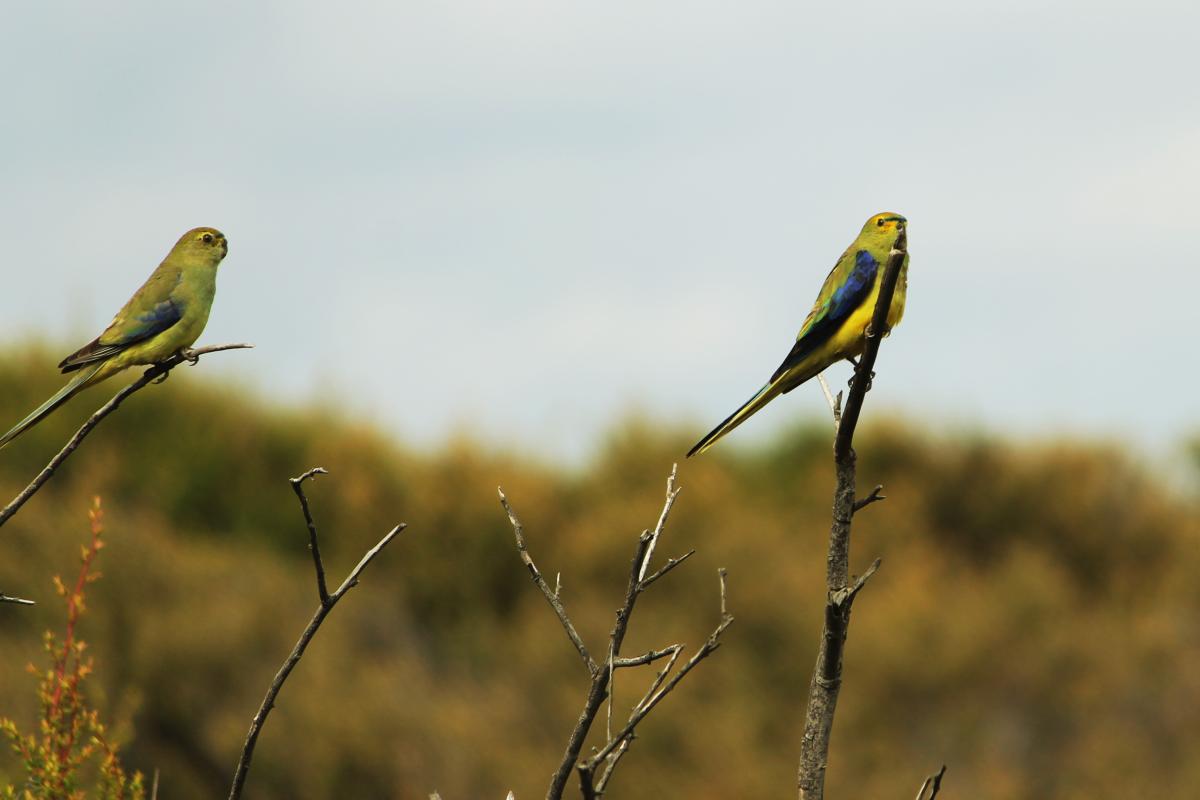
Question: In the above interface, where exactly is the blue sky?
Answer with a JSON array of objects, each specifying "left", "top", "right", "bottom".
[{"left": 1, "top": 1, "right": 1197, "bottom": 460}]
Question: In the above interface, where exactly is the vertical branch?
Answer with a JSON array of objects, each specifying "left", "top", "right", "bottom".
[
  {"left": 499, "top": 473, "right": 731, "bottom": 800},
  {"left": 290, "top": 467, "right": 331, "bottom": 604},
  {"left": 228, "top": 470, "right": 405, "bottom": 800},
  {"left": 797, "top": 229, "right": 906, "bottom": 800}
]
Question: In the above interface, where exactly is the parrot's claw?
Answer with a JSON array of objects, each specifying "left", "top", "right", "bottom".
[
  {"left": 847, "top": 371, "right": 875, "bottom": 392},
  {"left": 180, "top": 348, "right": 200, "bottom": 366},
  {"left": 152, "top": 372, "right": 170, "bottom": 385}
]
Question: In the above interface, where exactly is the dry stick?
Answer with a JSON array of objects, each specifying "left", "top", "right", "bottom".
[
  {"left": 499, "top": 476, "right": 725, "bottom": 800},
  {"left": 580, "top": 569, "right": 734, "bottom": 799},
  {"left": 228, "top": 469, "right": 406, "bottom": 800},
  {"left": 0, "top": 343, "right": 254, "bottom": 532},
  {"left": 0, "top": 591, "right": 35, "bottom": 605},
  {"left": 291, "top": 467, "right": 331, "bottom": 603},
  {"left": 547, "top": 532, "right": 651, "bottom": 800},
  {"left": 816, "top": 374, "right": 843, "bottom": 427},
  {"left": 852, "top": 485, "right": 886, "bottom": 515},
  {"left": 499, "top": 488, "right": 596, "bottom": 674},
  {"left": 638, "top": 465, "right": 681, "bottom": 582},
  {"left": 797, "top": 229, "right": 907, "bottom": 800}
]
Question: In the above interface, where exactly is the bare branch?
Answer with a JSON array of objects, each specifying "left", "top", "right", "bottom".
[
  {"left": 594, "top": 642, "right": 687, "bottom": 795},
  {"left": 580, "top": 569, "right": 734, "bottom": 796},
  {"left": 831, "top": 559, "right": 881, "bottom": 608},
  {"left": 548, "top": 533, "right": 651, "bottom": 800},
  {"left": 0, "top": 343, "right": 254, "bottom": 532},
  {"left": 0, "top": 591, "right": 35, "bottom": 605},
  {"left": 228, "top": 471, "right": 405, "bottom": 800},
  {"left": 498, "top": 487, "right": 596, "bottom": 674},
  {"left": 637, "top": 549, "right": 696, "bottom": 591},
  {"left": 613, "top": 645, "right": 682, "bottom": 669},
  {"left": 500, "top": 470, "right": 727, "bottom": 800},
  {"left": 290, "top": 467, "right": 331, "bottom": 604},
  {"left": 816, "top": 373, "right": 842, "bottom": 428},
  {"left": 638, "top": 464, "right": 681, "bottom": 582},
  {"left": 915, "top": 765, "right": 947, "bottom": 800},
  {"left": 798, "top": 229, "right": 907, "bottom": 800},
  {"left": 851, "top": 485, "right": 886, "bottom": 514}
]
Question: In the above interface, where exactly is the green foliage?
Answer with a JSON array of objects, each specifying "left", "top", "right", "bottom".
[
  {"left": 0, "top": 347, "right": 1198, "bottom": 799},
  {"left": 1, "top": 499, "right": 144, "bottom": 800}
]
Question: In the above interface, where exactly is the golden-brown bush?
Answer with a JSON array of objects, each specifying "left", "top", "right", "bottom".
[{"left": 1, "top": 347, "right": 1197, "bottom": 799}]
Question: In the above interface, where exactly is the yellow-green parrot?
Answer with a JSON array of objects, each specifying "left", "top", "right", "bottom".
[
  {"left": 688, "top": 212, "right": 908, "bottom": 457},
  {"left": 0, "top": 227, "right": 228, "bottom": 449}
]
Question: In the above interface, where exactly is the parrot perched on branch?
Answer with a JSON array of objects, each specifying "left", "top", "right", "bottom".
[
  {"left": 0, "top": 227, "right": 229, "bottom": 449},
  {"left": 688, "top": 212, "right": 908, "bottom": 457}
]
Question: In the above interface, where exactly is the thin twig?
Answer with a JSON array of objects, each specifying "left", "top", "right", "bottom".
[
  {"left": 501, "top": 470, "right": 725, "bottom": 800},
  {"left": 816, "top": 374, "right": 842, "bottom": 428},
  {"left": 638, "top": 550, "right": 696, "bottom": 591},
  {"left": 594, "top": 645, "right": 685, "bottom": 795},
  {"left": 915, "top": 765, "right": 947, "bottom": 800},
  {"left": 613, "top": 645, "right": 682, "bottom": 668},
  {"left": 227, "top": 473, "right": 405, "bottom": 800},
  {"left": 797, "top": 228, "right": 907, "bottom": 800},
  {"left": 0, "top": 343, "right": 253, "bottom": 532},
  {"left": 831, "top": 559, "right": 881, "bottom": 608},
  {"left": 550, "top": 533, "right": 651, "bottom": 800},
  {"left": 0, "top": 592, "right": 35, "bottom": 605},
  {"left": 498, "top": 487, "right": 596, "bottom": 674},
  {"left": 638, "top": 464, "right": 681, "bottom": 582},
  {"left": 851, "top": 485, "right": 886, "bottom": 514},
  {"left": 580, "top": 569, "right": 734, "bottom": 795},
  {"left": 290, "top": 467, "right": 331, "bottom": 604}
]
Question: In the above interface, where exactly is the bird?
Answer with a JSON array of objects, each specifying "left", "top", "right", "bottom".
[
  {"left": 0, "top": 227, "right": 229, "bottom": 449},
  {"left": 688, "top": 212, "right": 908, "bottom": 457}
]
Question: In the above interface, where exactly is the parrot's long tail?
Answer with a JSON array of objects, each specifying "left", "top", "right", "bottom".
[
  {"left": 687, "top": 379, "right": 786, "bottom": 458},
  {"left": 0, "top": 364, "right": 104, "bottom": 450}
]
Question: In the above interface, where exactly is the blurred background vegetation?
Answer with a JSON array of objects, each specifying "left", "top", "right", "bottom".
[{"left": 1, "top": 345, "right": 1198, "bottom": 799}]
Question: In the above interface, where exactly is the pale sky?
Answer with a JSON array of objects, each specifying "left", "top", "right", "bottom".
[{"left": 1, "top": 0, "right": 1197, "bottom": 460}]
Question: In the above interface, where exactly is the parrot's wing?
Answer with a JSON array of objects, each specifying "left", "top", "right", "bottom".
[
  {"left": 769, "top": 248, "right": 879, "bottom": 384},
  {"left": 58, "top": 268, "right": 185, "bottom": 373}
]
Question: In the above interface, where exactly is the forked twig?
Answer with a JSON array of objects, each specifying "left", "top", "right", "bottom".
[{"left": 228, "top": 469, "right": 405, "bottom": 800}]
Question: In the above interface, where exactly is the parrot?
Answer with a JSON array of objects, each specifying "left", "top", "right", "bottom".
[
  {"left": 688, "top": 212, "right": 908, "bottom": 457},
  {"left": 0, "top": 227, "right": 228, "bottom": 449}
]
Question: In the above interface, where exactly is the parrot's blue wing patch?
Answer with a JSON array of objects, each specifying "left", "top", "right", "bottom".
[
  {"left": 769, "top": 249, "right": 878, "bottom": 384},
  {"left": 58, "top": 299, "right": 184, "bottom": 373}
]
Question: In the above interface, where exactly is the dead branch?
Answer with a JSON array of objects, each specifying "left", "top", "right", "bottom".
[
  {"left": 851, "top": 485, "right": 886, "bottom": 514},
  {"left": 580, "top": 569, "right": 734, "bottom": 799},
  {"left": 797, "top": 229, "right": 907, "bottom": 800},
  {"left": 499, "top": 469, "right": 732, "bottom": 800},
  {"left": 499, "top": 488, "right": 595, "bottom": 674},
  {"left": 228, "top": 468, "right": 406, "bottom": 800},
  {"left": 0, "top": 343, "right": 254, "bottom": 533},
  {"left": 0, "top": 591, "right": 35, "bottom": 605}
]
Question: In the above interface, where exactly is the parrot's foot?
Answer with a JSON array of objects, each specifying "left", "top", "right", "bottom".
[
  {"left": 152, "top": 372, "right": 170, "bottom": 385},
  {"left": 847, "top": 370, "right": 875, "bottom": 392},
  {"left": 845, "top": 356, "right": 859, "bottom": 368},
  {"left": 180, "top": 348, "right": 200, "bottom": 366}
]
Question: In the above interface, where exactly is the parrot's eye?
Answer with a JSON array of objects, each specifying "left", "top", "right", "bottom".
[
  {"left": 201, "top": 232, "right": 214, "bottom": 243},
  {"left": 876, "top": 218, "right": 885, "bottom": 227}
]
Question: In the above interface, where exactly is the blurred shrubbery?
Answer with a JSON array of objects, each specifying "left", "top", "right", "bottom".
[{"left": 1, "top": 346, "right": 1198, "bottom": 799}]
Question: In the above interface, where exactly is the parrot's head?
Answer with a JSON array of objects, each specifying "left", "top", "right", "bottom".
[
  {"left": 860, "top": 213, "right": 906, "bottom": 248},
  {"left": 173, "top": 227, "right": 228, "bottom": 266}
]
